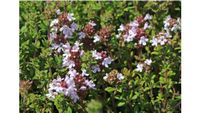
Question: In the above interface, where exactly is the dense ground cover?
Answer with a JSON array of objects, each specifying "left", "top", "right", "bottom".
[{"left": 20, "top": 1, "right": 181, "bottom": 113}]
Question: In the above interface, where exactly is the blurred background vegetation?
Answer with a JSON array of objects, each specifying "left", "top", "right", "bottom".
[{"left": 20, "top": 1, "right": 181, "bottom": 113}]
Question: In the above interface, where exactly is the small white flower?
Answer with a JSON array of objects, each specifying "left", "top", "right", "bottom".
[
  {"left": 164, "top": 31, "right": 172, "bottom": 38},
  {"left": 80, "top": 50, "right": 84, "bottom": 56},
  {"left": 85, "top": 80, "right": 95, "bottom": 89},
  {"left": 103, "top": 73, "right": 109, "bottom": 81},
  {"left": 51, "top": 26, "right": 58, "bottom": 32},
  {"left": 171, "top": 23, "right": 181, "bottom": 32},
  {"left": 118, "top": 24, "right": 125, "bottom": 31},
  {"left": 144, "top": 59, "right": 152, "bottom": 65},
  {"left": 63, "top": 51, "right": 71, "bottom": 59},
  {"left": 144, "top": 13, "right": 152, "bottom": 20},
  {"left": 91, "top": 65, "right": 101, "bottom": 73},
  {"left": 51, "top": 43, "right": 64, "bottom": 53},
  {"left": 64, "top": 76, "right": 75, "bottom": 87},
  {"left": 126, "top": 29, "right": 136, "bottom": 42},
  {"left": 46, "top": 93, "right": 55, "bottom": 100},
  {"left": 68, "top": 68, "right": 78, "bottom": 78},
  {"left": 143, "top": 22, "right": 151, "bottom": 30},
  {"left": 49, "top": 32, "right": 57, "bottom": 40},
  {"left": 139, "top": 36, "right": 148, "bottom": 46},
  {"left": 102, "top": 57, "right": 112, "bottom": 68},
  {"left": 163, "top": 15, "right": 171, "bottom": 30},
  {"left": 81, "top": 69, "right": 89, "bottom": 76},
  {"left": 158, "top": 36, "right": 167, "bottom": 45},
  {"left": 92, "top": 50, "right": 102, "bottom": 60},
  {"left": 116, "top": 33, "right": 121, "bottom": 39},
  {"left": 117, "top": 73, "right": 124, "bottom": 80},
  {"left": 63, "top": 42, "right": 71, "bottom": 51},
  {"left": 67, "top": 13, "right": 75, "bottom": 21},
  {"left": 56, "top": 9, "right": 61, "bottom": 15},
  {"left": 80, "top": 86, "right": 87, "bottom": 90},
  {"left": 89, "top": 21, "right": 96, "bottom": 26},
  {"left": 129, "top": 20, "right": 139, "bottom": 27},
  {"left": 136, "top": 64, "right": 143, "bottom": 72},
  {"left": 50, "top": 19, "right": 59, "bottom": 27},
  {"left": 71, "top": 41, "right": 80, "bottom": 52},
  {"left": 93, "top": 34, "right": 101, "bottom": 43},
  {"left": 150, "top": 37, "right": 158, "bottom": 46},
  {"left": 62, "top": 59, "right": 75, "bottom": 69},
  {"left": 65, "top": 86, "right": 79, "bottom": 103}
]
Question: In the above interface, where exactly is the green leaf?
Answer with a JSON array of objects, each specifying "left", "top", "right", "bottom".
[
  {"left": 117, "top": 102, "right": 125, "bottom": 107},
  {"left": 66, "top": 107, "right": 72, "bottom": 113},
  {"left": 105, "top": 87, "right": 116, "bottom": 93}
]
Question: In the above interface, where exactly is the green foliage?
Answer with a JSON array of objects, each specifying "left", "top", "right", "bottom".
[
  {"left": 86, "top": 100, "right": 102, "bottom": 113},
  {"left": 20, "top": 1, "right": 181, "bottom": 113}
]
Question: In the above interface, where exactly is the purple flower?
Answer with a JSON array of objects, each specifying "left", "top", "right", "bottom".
[
  {"left": 158, "top": 36, "right": 167, "bottom": 45},
  {"left": 91, "top": 65, "right": 101, "bottom": 73},
  {"left": 150, "top": 37, "right": 158, "bottom": 46},
  {"left": 102, "top": 57, "right": 112, "bottom": 68},
  {"left": 68, "top": 68, "right": 78, "bottom": 78},
  {"left": 92, "top": 50, "right": 102, "bottom": 60},
  {"left": 60, "top": 25, "right": 73, "bottom": 38},
  {"left": 85, "top": 80, "right": 95, "bottom": 89},
  {"left": 78, "top": 32, "right": 86, "bottom": 39},
  {"left": 70, "top": 22, "right": 78, "bottom": 32},
  {"left": 139, "top": 36, "right": 148, "bottom": 46}
]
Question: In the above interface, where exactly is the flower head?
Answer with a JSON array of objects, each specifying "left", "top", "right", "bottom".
[
  {"left": 117, "top": 73, "right": 124, "bottom": 80},
  {"left": 144, "top": 59, "right": 152, "bottom": 65},
  {"left": 158, "top": 36, "right": 167, "bottom": 45},
  {"left": 150, "top": 37, "right": 158, "bottom": 46},
  {"left": 85, "top": 80, "right": 95, "bottom": 89},
  {"left": 136, "top": 64, "right": 143, "bottom": 72},
  {"left": 102, "top": 57, "right": 112, "bottom": 68},
  {"left": 78, "top": 32, "right": 86, "bottom": 39},
  {"left": 56, "top": 9, "right": 61, "bottom": 15},
  {"left": 50, "top": 19, "right": 59, "bottom": 27},
  {"left": 81, "top": 69, "right": 89, "bottom": 76},
  {"left": 70, "top": 22, "right": 78, "bottom": 32},
  {"left": 89, "top": 21, "right": 96, "bottom": 26},
  {"left": 144, "top": 13, "right": 152, "bottom": 20},
  {"left": 93, "top": 34, "right": 101, "bottom": 43},
  {"left": 118, "top": 24, "right": 125, "bottom": 31},
  {"left": 143, "top": 22, "right": 151, "bottom": 30},
  {"left": 139, "top": 36, "right": 148, "bottom": 46},
  {"left": 91, "top": 65, "right": 101, "bottom": 73},
  {"left": 92, "top": 50, "right": 102, "bottom": 60},
  {"left": 67, "top": 13, "right": 75, "bottom": 21}
]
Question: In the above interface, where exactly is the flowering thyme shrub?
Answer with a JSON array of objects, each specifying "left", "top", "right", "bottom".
[{"left": 20, "top": 1, "right": 181, "bottom": 113}]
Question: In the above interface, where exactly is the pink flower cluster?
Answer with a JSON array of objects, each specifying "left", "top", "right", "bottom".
[
  {"left": 46, "top": 69, "right": 95, "bottom": 102},
  {"left": 150, "top": 16, "right": 181, "bottom": 47},
  {"left": 47, "top": 10, "right": 96, "bottom": 102},
  {"left": 116, "top": 14, "right": 152, "bottom": 47},
  {"left": 46, "top": 9, "right": 181, "bottom": 103},
  {"left": 91, "top": 50, "right": 112, "bottom": 68}
]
